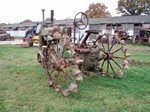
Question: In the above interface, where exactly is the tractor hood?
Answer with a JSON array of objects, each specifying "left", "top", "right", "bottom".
[{"left": 41, "top": 26, "right": 71, "bottom": 36}]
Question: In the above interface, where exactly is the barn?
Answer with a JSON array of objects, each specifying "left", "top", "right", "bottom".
[{"left": 2, "top": 15, "right": 150, "bottom": 39}]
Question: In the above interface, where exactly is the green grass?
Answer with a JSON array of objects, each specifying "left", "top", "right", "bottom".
[
  {"left": 13, "top": 36, "right": 23, "bottom": 39},
  {"left": 0, "top": 44, "right": 150, "bottom": 112}
]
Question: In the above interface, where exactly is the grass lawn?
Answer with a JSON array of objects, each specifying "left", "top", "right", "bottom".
[{"left": 0, "top": 44, "right": 150, "bottom": 112}]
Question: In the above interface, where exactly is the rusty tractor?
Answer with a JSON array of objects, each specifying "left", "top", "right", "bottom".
[
  {"left": 111, "top": 30, "right": 132, "bottom": 45},
  {"left": 37, "top": 12, "right": 130, "bottom": 96},
  {"left": 132, "top": 28, "right": 150, "bottom": 46},
  {"left": 0, "top": 29, "right": 14, "bottom": 41}
]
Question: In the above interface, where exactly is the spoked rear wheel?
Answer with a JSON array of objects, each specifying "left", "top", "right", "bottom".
[
  {"left": 97, "top": 34, "right": 130, "bottom": 78},
  {"left": 44, "top": 39, "right": 83, "bottom": 96}
]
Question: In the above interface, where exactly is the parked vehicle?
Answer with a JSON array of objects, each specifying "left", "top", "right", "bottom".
[
  {"left": 37, "top": 12, "right": 130, "bottom": 96},
  {"left": 16, "top": 23, "right": 42, "bottom": 47},
  {"left": 111, "top": 30, "right": 132, "bottom": 44},
  {"left": 0, "top": 29, "right": 14, "bottom": 41},
  {"left": 132, "top": 28, "right": 150, "bottom": 46}
]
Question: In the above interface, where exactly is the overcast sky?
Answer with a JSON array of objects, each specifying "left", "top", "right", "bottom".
[{"left": 0, "top": 0, "right": 119, "bottom": 24}]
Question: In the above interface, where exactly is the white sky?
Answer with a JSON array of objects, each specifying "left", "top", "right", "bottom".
[{"left": 0, "top": 0, "right": 119, "bottom": 24}]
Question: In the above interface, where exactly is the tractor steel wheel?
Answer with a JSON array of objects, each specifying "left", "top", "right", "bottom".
[
  {"left": 97, "top": 35, "right": 130, "bottom": 78},
  {"left": 132, "top": 36, "right": 139, "bottom": 45},
  {"left": 44, "top": 39, "right": 83, "bottom": 96}
]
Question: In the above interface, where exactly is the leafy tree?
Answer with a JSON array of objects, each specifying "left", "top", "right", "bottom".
[
  {"left": 45, "top": 17, "right": 56, "bottom": 21},
  {"left": 116, "top": 0, "right": 150, "bottom": 16},
  {"left": 0, "top": 23, "right": 5, "bottom": 30},
  {"left": 22, "top": 19, "right": 32, "bottom": 23},
  {"left": 85, "top": 3, "right": 111, "bottom": 18}
]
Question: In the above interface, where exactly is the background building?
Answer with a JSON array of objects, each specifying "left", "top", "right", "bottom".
[{"left": 2, "top": 15, "right": 150, "bottom": 39}]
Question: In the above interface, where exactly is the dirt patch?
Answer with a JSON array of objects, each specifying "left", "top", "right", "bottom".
[
  {"left": 127, "top": 47, "right": 150, "bottom": 53},
  {"left": 128, "top": 60, "right": 150, "bottom": 66}
]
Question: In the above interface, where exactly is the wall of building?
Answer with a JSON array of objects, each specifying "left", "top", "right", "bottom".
[
  {"left": 79, "top": 25, "right": 89, "bottom": 42},
  {"left": 134, "top": 24, "right": 141, "bottom": 36},
  {"left": 6, "top": 31, "right": 26, "bottom": 37},
  {"left": 88, "top": 24, "right": 100, "bottom": 40},
  {"left": 122, "top": 24, "right": 134, "bottom": 37}
]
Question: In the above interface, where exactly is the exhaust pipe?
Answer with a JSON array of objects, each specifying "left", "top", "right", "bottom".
[
  {"left": 42, "top": 9, "right": 45, "bottom": 25},
  {"left": 50, "top": 10, "right": 54, "bottom": 26}
]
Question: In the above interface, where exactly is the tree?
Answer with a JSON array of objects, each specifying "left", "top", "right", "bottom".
[
  {"left": 45, "top": 17, "right": 56, "bottom": 21},
  {"left": 116, "top": 0, "right": 150, "bottom": 16},
  {"left": 22, "top": 19, "right": 32, "bottom": 23},
  {"left": 85, "top": 3, "right": 111, "bottom": 18},
  {"left": 0, "top": 23, "right": 5, "bottom": 30}
]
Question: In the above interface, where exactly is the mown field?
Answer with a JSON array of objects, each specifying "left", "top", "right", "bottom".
[{"left": 0, "top": 44, "right": 150, "bottom": 112}]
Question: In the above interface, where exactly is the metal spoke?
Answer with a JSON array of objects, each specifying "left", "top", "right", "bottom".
[
  {"left": 108, "top": 60, "right": 116, "bottom": 76},
  {"left": 101, "top": 60, "right": 105, "bottom": 67},
  {"left": 81, "top": 21, "right": 86, "bottom": 26},
  {"left": 113, "top": 56, "right": 125, "bottom": 60},
  {"left": 100, "top": 48, "right": 105, "bottom": 54},
  {"left": 112, "top": 46, "right": 123, "bottom": 54},
  {"left": 112, "top": 58, "right": 122, "bottom": 69},
  {"left": 109, "top": 44, "right": 114, "bottom": 51},
  {"left": 101, "top": 38, "right": 105, "bottom": 52},
  {"left": 79, "top": 13, "right": 83, "bottom": 22},
  {"left": 63, "top": 69, "right": 75, "bottom": 82},
  {"left": 107, "top": 60, "right": 109, "bottom": 75},
  {"left": 62, "top": 69, "right": 69, "bottom": 86},
  {"left": 47, "top": 69, "right": 54, "bottom": 80}
]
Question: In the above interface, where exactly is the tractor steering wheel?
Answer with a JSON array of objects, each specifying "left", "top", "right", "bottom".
[{"left": 74, "top": 12, "right": 89, "bottom": 30}]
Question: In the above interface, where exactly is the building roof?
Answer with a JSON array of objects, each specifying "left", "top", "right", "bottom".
[
  {"left": 89, "top": 15, "right": 150, "bottom": 24},
  {"left": 3, "top": 15, "right": 150, "bottom": 28},
  {"left": 3, "top": 22, "right": 40, "bottom": 28}
]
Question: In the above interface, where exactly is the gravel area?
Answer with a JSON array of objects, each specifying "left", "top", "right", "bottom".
[
  {"left": 0, "top": 39, "right": 23, "bottom": 45},
  {"left": 0, "top": 39, "right": 39, "bottom": 46}
]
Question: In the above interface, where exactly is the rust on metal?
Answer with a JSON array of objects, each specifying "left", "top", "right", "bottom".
[
  {"left": 50, "top": 10, "right": 54, "bottom": 26},
  {"left": 133, "top": 28, "right": 150, "bottom": 46},
  {"left": 37, "top": 12, "right": 130, "bottom": 96},
  {"left": 0, "top": 29, "right": 14, "bottom": 41}
]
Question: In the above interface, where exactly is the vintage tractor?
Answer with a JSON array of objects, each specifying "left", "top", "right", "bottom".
[
  {"left": 111, "top": 30, "right": 132, "bottom": 45},
  {"left": 132, "top": 28, "right": 150, "bottom": 46},
  {"left": 16, "top": 10, "right": 52, "bottom": 47},
  {"left": 37, "top": 12, "right": 130, "bottom": 96}
]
